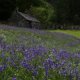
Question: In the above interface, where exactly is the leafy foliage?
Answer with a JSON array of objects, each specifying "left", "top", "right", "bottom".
[
  {"left": 1, "top": 0, "right": 80, "bottom": 27},
  {"left": 47, "top": 0, "right": 80, "bottom": 24},
  {"left": 0, "top": 0, "right": 16, "bottom": 20}
]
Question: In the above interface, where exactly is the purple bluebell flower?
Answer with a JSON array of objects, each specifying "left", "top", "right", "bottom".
[
  {"left": 59, "top": 68, "right": 67, "bottom": 76},
  {"left": 0, "top": 65, "right": 4, "bottom": 72},
  {"left": 12, "top": 77, "right": 16, "bottom": 80},
  {"left": 21, "top": 61, "right": 33, "bottom": 71},
  {"left": 32, "top": 67, "right": 38, "bottom": 76},
  {"left": 1, "top": 52, "right": 5, "bottom": 58}
]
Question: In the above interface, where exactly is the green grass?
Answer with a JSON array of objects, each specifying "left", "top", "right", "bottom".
[
  {"left": 50, "top": 30, "right": 80, "bottom": 38},
  {"left": 0, "top": 28, "right": 80, "bottom": 52}
]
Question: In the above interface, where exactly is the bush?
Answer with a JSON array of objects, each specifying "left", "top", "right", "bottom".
[{"left": 30, "top": 5, "right": 55, "bottom": 29}]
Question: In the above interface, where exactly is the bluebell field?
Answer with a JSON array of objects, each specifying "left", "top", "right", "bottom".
[
  {"left": 1, "top": 41, "right": 80, "bottom": 80},
  {"left": 0, "top": 25, "right": 80, "bottom": 80}
]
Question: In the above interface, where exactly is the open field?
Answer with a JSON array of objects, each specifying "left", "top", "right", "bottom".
[
  {"left": 0, "top": 25, "right": 80, "bottom": 52},
  {"left": 0, "top": 24, "right": 80, "bottom": 80},
  {"left": 50, "top": 30, "right": 80, "bottom": 38}
]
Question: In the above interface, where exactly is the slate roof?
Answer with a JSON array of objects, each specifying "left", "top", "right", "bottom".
[{"left": 17, "top": 11, "right": 40, "bottom": 23}]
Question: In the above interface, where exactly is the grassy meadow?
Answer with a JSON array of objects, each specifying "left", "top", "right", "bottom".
[
  {"left": 0, "top": 25, "right": 80, "bottom": 80},
  {"left": 51, "top": 30, "right": 80, "bottom": 38}
]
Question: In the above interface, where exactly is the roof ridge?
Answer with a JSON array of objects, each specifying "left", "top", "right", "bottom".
[{"left": 17, "top": 11, "right": 40, "bottom": 22}]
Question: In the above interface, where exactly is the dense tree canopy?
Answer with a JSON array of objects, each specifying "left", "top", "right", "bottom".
[
  {"left": 16, "top": 0, "right": 43, "bottom": 11},
  {"left": 47, "top": 0, "right": 80, "bottom": 24},
  {"left": 0, "top": 0, "right": 80, "bottom": 26},
  {"left": 0, "top": 0, "right": 16, "bottom": 20}
]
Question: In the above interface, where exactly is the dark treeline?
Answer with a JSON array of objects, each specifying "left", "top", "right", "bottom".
[
  {"left": 47, "top": 0, "right": 80, "bottom": 25},
  {"left": 0, "top": 0, "right": 16, "bottom": 20},
  {"left": 0, "top": 0, "right": 80, "bottom": 28}
]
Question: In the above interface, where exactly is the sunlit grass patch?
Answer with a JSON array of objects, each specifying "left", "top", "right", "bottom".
[{"left": 49, "top": 30, "right": 80, "bottom": 38}]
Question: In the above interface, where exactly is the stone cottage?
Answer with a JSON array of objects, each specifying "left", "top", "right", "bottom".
[{"left": 9, "top": 9, "right": 40, "bottom": 29}]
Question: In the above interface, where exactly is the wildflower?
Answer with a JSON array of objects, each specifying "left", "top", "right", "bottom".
[
  {"left": 12, "top": 77, "right": 16, "bottom": 80},
  {"left": 0, "top": 65, "right": 4, "bottom": 72}
]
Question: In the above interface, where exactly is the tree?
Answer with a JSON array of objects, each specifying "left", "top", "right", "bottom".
[
  {"left": 16, "top": 0, "right": 43, "bottom": 11},
  {"left": 0, "top": 0, "right": 16, "bottom": 20},
  {"left": 47, "top": 0, "right": 80, "bottom": 24}
]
